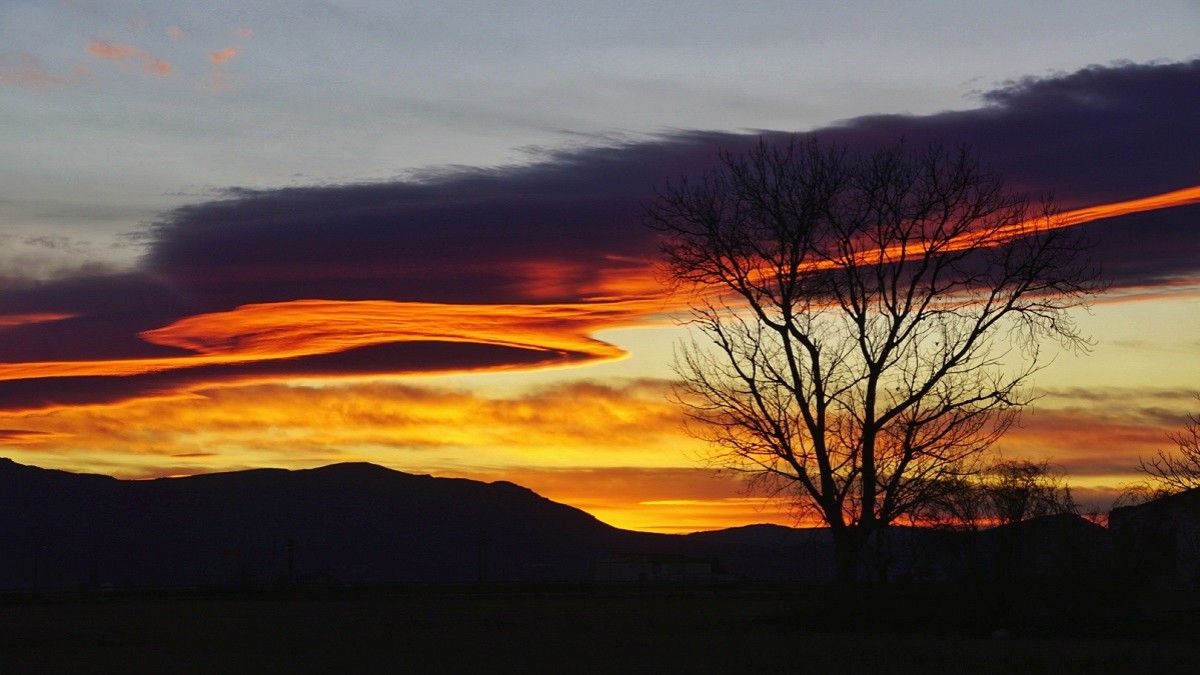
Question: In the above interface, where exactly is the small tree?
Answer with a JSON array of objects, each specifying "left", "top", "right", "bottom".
[
  {"left": 983, "top": 460, "right": 1077, "bottom": 526},
  {"left": 921, "top": 459, "right": 1077, "bottom": 528},
  {"left": 648, "top": 139, "right": 1099, "bottom": 583},
  {"left": 1136, "top": 402, "right": 1200, "bottom": 495}
]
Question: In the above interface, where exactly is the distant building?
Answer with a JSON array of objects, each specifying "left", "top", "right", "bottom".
[
  {"left": 1110, "top": 487, "right": 1200, "bottom": 591},
  {"left": 972, "top": 513, "right": 1113, "bottom": 582},
  {"left": 594, "top": 554, "right": 728, "bottom": 583}
]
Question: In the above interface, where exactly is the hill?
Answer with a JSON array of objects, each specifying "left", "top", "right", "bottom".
[
  {"left": 0, "top": 458, "right": 657, "bottom": 588},
  {"left": 0, "top": 458, "right": 1125, "bottom": 589},
  {"left": 1, "top": 458, "right": 829, "bottom": 589}
]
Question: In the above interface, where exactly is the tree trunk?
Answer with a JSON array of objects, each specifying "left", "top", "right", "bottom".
[
  {"left": 831, "top": 525, "right": 873, "bottom": 630},
  {"left": 832, "top": 526, "right": 861, "bottom": 586}
]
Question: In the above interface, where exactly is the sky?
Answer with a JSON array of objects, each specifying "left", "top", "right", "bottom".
[{"left": 1, "top": 1, "right": 1198, "bottom": 531}]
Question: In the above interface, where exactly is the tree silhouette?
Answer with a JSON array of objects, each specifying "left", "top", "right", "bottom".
[
  {"left": 919, "top": 460, "right": 1078, "bottom": 531},
  {"left": 1134, "top": 400, "right": 1200, "bottom": 496},
  {"left": 647, "top": 139, "right": 1099, "bottom": 583},
  {"left": 983, "top": 460, "right": 1078, "bottom": 526}
]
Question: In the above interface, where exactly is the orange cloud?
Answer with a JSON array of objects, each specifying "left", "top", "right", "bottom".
[
  {"left": 87, "top": 40, "right": 139, "bottom": 61},
  {"left": 142, "top": 299, "right": 647, "bottom": 358},
  {"left": 165, "top": 25, "right": 186, "bottom": 42},
  {"left": 0, "top": 374, "right": 1188, "bottom": 530},
  {"left": 994, "top": 392, "right": 1197, "bottom": 481},
  {"left": 0, "top": 378, "right": 692, "bottom": 461},
  {"left": 145, "top": 58, "right": 172, "bottom": 77},
  {"left": 583, "top": 257, "right": 666, "bottom": 302},
  {"left": 87, "top": 39, "right": 172, "bottom": 77},
  {"left": 0, "top": 298, "right": 661, "bottom": 385},
  {"left": 0, "top": 376, "right": 801, "bottom": 531},
  {"left": 208, "top": 47, "right": 239, "bottom": 65},
  {"left": 0, "top": 54, "right": 80, "bottom": 89}
]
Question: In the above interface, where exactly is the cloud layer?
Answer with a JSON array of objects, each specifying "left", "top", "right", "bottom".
[
  {"left": 1, "top": 377, "right": 1185, "bottom": 529},
  {"left": 1, "top": 59, "right": 1198, "bottom": 415}
]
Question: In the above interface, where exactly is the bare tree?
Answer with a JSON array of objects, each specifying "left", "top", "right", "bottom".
[
  {"left": 920, "top": 475, "right": 989, "bottom": 532},
  {"left": 921, "top": 459, "right": 1077, "bottom": 528},
  {"left": 647, "top": 139, "right": 1099, "bottom": 583},
  {"left": 1135, "top": 400, "right": 1200, "bottom": 495},
  {"left": 982, "top": 460, "right": 1077, "bottom": 526}
]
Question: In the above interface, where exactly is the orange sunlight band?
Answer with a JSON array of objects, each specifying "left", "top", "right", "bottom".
[
  {"left": 1056, "top": 184, "right": 1200, "bottom": 227},
  {"left": 981, "top": 184, "right": 1200, "bottom": 251},
  {"left": 0, "top": 299, "right": 664, "bottom": 381},
  {"left": 827, "top": 184, "right": 1200, "bottom": 269},
  {"left": 690, "top": 184, "right": 1200, "bottom": 292}
]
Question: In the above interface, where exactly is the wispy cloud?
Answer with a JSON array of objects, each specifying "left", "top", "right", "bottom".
[
  {"left": 208, "top": 47, "right": 239, "bottom": 65},
  {"left": 144, "top": 57, "right": 172, "bottom": 77},
  {"left": 165, "top": 25, "right": 186, "bottom": 42},
  {"left": 0, "top": 53, "right": 82, "bottom": 89},
  {"left": 205, "top": 44, "right": 244, "bottom": 90},
  {"left": 87, "top": 39, "right": 172, "bottom": 77},
  {"left": 0, "top": 298, "right": 667, "bottom": 411},
  {"left": 87, "top": 40, "right": 139, "bottom": 62},
  {"left": 0, "top": 313, "right": 75, "bottom": 329},
  {"left": 0, "top": 378, "right": 695, "bottom": 468},
  {"left": 994, "top": 394, "right": 1198, "bottom": 482},
  {"left": 6, "top": 376, "right": 1180, "bottom": 529}
]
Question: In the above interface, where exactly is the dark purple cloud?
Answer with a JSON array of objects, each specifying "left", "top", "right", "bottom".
[
  {"left": 1080, "top": 203, "right": 1200, "bottom": 291},
  {"left": 0, "top": 273, "right": 194, "bottom": 362},
  {"left": 0, "top": 429, "right": 52, "bottom": 442},
  {"left": 139, "top": 59, "right": 1199, "bottom": 309},
  {"left": 811, "top": 60, "right": 1200, "bottom": 206}
]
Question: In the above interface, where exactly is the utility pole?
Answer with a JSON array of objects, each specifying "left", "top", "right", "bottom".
[
  {"left": 287, "top": 538, "right": 295, "bottom": 586},
  {"left": 477, "top": 535, "right": 488, "bottom": 583},
  {"left": 29, "top": 527, "right": 40, "bottom": 592}
]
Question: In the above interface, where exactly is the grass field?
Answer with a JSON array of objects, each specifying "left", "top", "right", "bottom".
[{"left": 1, "top": 585, "right": 1196, "bottom": 673}]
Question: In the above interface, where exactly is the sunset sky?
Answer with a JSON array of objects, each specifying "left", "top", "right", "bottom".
[{"left": 2, "top": 2, "right": 1198, "bottom": 532}]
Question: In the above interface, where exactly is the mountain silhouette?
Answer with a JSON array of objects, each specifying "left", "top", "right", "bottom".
[
  {"left": 1, "top": 458, "right": 815, "bottom": 589},
  {"left": 0, "top": 458, "right": 1123, "bottom": 590}
]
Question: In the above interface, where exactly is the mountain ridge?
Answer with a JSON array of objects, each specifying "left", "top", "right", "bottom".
[
  {"left": 1, "top": 457, "right": 777, "bottom": 589},
  {"left": 0, "top": 458, "right": 1123, "bottom": 589}
]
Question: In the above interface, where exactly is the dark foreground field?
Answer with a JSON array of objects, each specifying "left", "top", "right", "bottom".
[{"left": 1, "top": 585, "right": 1197, "bottom": 673}]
